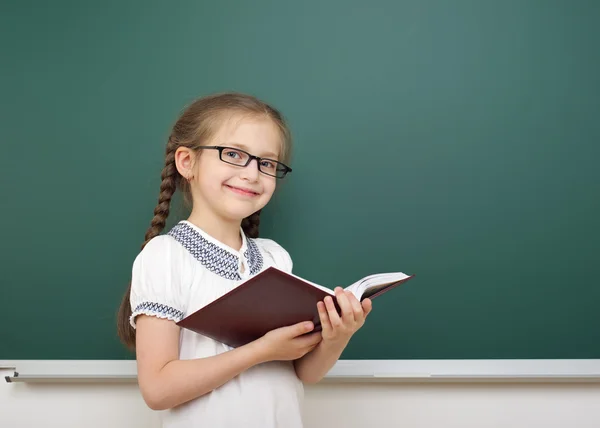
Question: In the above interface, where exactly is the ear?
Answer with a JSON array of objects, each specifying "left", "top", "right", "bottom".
[{"left": 174, "top": 147, "right": 196, "bottom": 180}]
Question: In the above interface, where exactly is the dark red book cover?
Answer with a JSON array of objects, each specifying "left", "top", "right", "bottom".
[{"left": 176, "top": 266, "right": 414, "bottom": 348}]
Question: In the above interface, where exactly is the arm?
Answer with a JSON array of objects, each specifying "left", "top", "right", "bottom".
[
  {"left": 136, "top": 315, "right": 264, "bottom": 410},
  {"left": 135, "top": 316, "right": 321, "bottom": 410},
  {"left": 292, "top": 336, "right": 347, "bottom": 384},
  {"left": 294, "top": 289, "right": 372, "bottom": 384}
]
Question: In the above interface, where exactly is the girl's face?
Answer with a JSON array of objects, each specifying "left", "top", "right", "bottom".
[{"left": 187, "top": 115, "right": 282, "bottom": 224}]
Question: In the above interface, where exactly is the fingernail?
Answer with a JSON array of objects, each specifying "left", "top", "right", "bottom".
[{"left": 304, "top": 322, "right": 313, "bottom": 330}]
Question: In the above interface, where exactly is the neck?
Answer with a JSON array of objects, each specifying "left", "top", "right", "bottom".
[{"left": 187, "top": 208, "right": 243, "bottom": 251}]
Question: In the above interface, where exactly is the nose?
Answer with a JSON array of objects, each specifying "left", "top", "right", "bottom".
[{"left": 240, "top": 158, "right": 260, "bottom": 181}]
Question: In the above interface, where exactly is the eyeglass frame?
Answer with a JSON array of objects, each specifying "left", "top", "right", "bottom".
[{"left": 198, "top": 145, "right": 292, "bottom": 178}]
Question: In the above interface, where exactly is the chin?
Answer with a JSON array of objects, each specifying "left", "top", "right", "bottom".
[
  {"left": 220, "top": 203, "right": 263, "bottom": 224},
  {"left": 223, "top": 193, "right": 271, "bottom": 217}
]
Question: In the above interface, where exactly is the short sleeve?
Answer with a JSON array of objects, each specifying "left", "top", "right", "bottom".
[
  {"left": 255, "top": 238, "right": 293, "bottom": 273},
  {"left": 129, "top": 235, "right": 186, "bottom": 328}
]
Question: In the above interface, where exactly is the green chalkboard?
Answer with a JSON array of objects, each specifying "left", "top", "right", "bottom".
[{"left": 2, "top": 0, "right": 599, "bottom": 360}]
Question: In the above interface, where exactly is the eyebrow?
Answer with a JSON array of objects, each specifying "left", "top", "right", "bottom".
[{"left": 228, "top": 142, "right": 279, "bottom": 159}]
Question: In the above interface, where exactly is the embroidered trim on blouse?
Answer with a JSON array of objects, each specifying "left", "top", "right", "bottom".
[
  {"left": 168, "top": 222, "right": 263, "bottom": 280},
  {"left": 131, "top": 301, "right": 184, "bottom": 326},
  {"left": 244, "top": 237, "right": 263, "bottom": 275}
]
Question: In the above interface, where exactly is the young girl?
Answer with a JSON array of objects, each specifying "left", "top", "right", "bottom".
[{"left": 117, "top": 92, "right": 372, "bottom": 428}]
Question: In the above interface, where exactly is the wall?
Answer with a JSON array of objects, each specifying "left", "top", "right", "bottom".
[{"left": 2, "top": 367, "right": 600, "bottom": 428}]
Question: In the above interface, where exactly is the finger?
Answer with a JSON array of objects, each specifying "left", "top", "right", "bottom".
[
  {"left": 287, "top": 321, "right": 314, "bottom": 338},
  {"left": 308, "top": 331, "right": 323, "bottom": 345},
  {"left": 325, "top": 295, "right": 342, "bottom": 327},
  {"left": 362, "top": 298, "right": 372, "bottom": 316},
  {"left": 300, "top": 341, "right": 320, "bottom": 357},
  {"left": 335, "top": 287, "right": 354, "bottom": 323},
  {"left": 306, "top": 341, "right": 320, "bottom": 353},
  {"left": 346, "top": 291, "right": 364, "bottom": 321},
  {"left": 296, "top": 331, "right": 322, "bottom": 347},
  {"left": 317, "top": 301, "right": 332, "bottom": 334}
]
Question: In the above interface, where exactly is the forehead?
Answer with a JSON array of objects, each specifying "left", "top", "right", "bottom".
[{"left": 214, "top": 114, "right": 282, "bottom": 158}]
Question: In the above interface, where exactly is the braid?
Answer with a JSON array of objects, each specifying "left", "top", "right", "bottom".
[
  {"left": 117, "top": 135, "right": 179, "bottom": 350},
  {"left": 242, "top": 210, "right": 261, "bottom": 238},
  {"left": 142, "top": 135, "right": 179, "bottom": 249}
]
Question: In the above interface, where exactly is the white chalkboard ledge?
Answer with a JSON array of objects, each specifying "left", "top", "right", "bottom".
[{"left": 2, "top": 359, "right": 600, "bottom": 384}]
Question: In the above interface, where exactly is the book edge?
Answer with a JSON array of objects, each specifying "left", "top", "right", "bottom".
[{"left": 361, "top": 274, "right": 416, "bottom": 300}]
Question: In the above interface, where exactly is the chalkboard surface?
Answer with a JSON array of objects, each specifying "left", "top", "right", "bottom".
[{"left": 1, "top": 0, "right": 599, "bottom": 359}]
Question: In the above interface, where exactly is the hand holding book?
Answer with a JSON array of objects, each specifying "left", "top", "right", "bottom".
[
  {"left": 317, "top": 288, "right": 372, "bottom": 347},
  {"left": 253, "top": 320, "right": 322, "bottom": 362}
]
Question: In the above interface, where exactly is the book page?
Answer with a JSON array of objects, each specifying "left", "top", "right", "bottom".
[
  {"left": 360, "top": 280, "right": 403, "bottom": 299},
  {"left": 345, "top": 272, "right": 410, "bottom": 299}
]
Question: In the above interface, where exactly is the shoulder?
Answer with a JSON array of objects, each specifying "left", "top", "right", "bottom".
[
  {"left": 134, "top": 234, "right": 180, "bottom": 262},
  {"left": 132, "top": 233, "right": 193, "bottom": 275},
  {"left": 252, "top": 237, "right": 293, "bottom": 273}
]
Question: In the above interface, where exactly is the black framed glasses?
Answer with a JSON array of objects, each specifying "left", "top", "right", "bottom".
[{"left": 199, "top": 146, "right": 292, "bottom": 178}]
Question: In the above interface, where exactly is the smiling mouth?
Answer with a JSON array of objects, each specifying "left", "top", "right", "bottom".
[{"left": 225, "top": 185, "right": 261, "bottom": 197}]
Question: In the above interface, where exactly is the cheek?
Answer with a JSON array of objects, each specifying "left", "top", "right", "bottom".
[
  {"left": 261, "top": 179, "right": 277, "bottom": 198},
  {"left": 197, "top": 163, "right": 229, "bottom": 187},
  {"left": 194, "top": 171, "right": 224, "bottom": 198}
]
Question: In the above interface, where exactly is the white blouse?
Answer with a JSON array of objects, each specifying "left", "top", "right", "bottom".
[{"left": 129, "top": 220, "right": 304, "bottom": 428}]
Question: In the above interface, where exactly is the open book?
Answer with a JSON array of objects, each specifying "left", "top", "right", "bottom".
[
  {"left": 177, "top": 266, "right": 415, "bottom": 348},
  {"left": 287, "top": 270, "right": 415, "bottom": 301}
]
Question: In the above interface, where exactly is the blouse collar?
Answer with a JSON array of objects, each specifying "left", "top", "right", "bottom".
[{"left": 167, "top": 220, "right": 263, "bottom": 280}]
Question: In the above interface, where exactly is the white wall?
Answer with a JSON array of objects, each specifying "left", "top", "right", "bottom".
[{"left": 3, "top": 367, "right": 600, "bottom": 428}]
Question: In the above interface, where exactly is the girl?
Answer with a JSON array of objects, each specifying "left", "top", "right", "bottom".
[{"left": 117, "top": 92, "right": 372, "bottom": 428}]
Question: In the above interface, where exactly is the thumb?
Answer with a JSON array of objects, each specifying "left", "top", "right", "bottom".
[{"left": 287, "top": 321, "right": 314, "bottom": 338}]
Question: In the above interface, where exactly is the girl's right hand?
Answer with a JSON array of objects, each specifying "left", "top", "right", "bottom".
[{"left": 255, "top": 321, "right": 322, "bottom": 362}]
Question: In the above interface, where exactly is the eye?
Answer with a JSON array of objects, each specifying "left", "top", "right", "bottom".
[
  {"left": 260, "top": 160, "right": 276, "bottom": 170},
  {"left": 223, "top": 149, "right": 243, "bottom": 159}
]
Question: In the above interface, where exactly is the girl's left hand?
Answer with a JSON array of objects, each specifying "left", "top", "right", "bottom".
[{"left": 317, "top": 287, "right": 372, "bottom": 347}]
